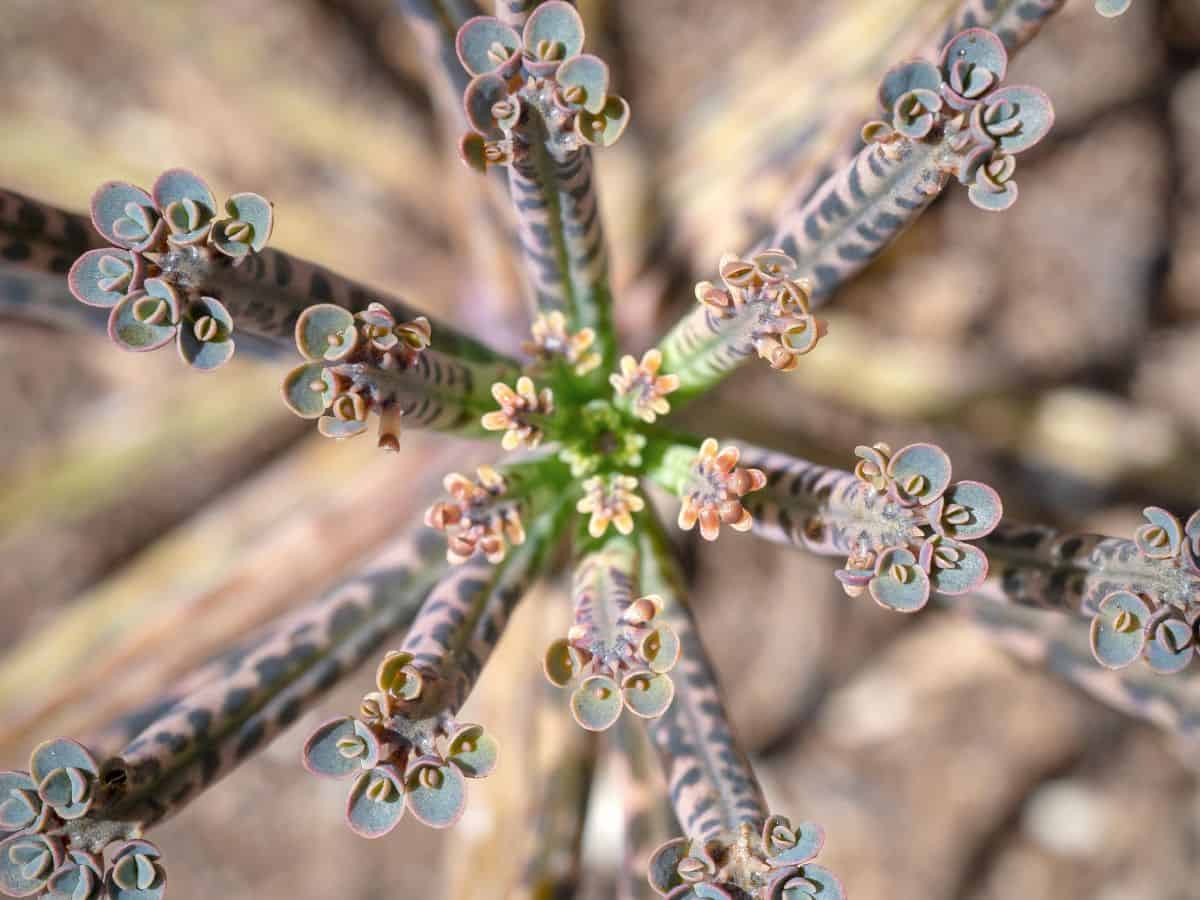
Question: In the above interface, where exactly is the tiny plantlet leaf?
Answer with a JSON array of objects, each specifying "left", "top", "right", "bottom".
[
  {"left": 105, "top": 840, "right": 165, "bottom": 900},
  {"left": 557, "top": 54, "right": 611, "bottom": 114},
  {"left": 0, "top": 773, "right": 42, "bottom": 833},
  {"left": 90, "top": 182, "right": 158, "bottom": 250},
  {"left": 939, "top": 28, "right": 1007, "bottom": 86},
  {"left": 404, "top": 758, "right": 467, "bottom": 829},
  {"left": 570, "top": 675, "right": 623, "bottom": 732},
  {"left": 108, "top": 286, "right": 179, "bottom": 352},
  {"left": 211, "top": 193, "right": 273, "bottom": 257},
  {"left": 522, "top": 2, "right": 585, "bottom": 71},
  {"left": 177, "top": 296, "right": 235, "bottom": 371},
  {"left": 868, "top": 547, "right": 931, "bottom": 613},
  {"left": 0, "top": 833, "right": 63, "bottom": 898},
  {"left": 765, "top": 866, "right": 845, "bottom": 900},
  {"left": 43, "top": 850, "right": 103, "bottom": 900},
  {"left": 456, "top": 16, "right": 522, "bottom": 77},
  {"left": 446, "top": 724, "right": 499, "bottom": 779},
  {"left": 1090, "top": 591, "right": 1150, "bottom": 669},
  {"left": 345, "top": 764, "right": 406, "bottom": 839},
  {"left": 152, "top": 168, "right": 217, "bottom": 245},
  {"left": 303, "top": 717, "right": 381, "bottom": 778},
  {"left": 295, "top": 303, "right": 357, "bottom": 361},
  {"left": 68, "top": 248, "right": 143, "bottom": 308},
  {"left": 886, "top": 443, "right": 952, "bottom": 507},
  {"left": 621, "top": 671, "right": 675, "bottom": 719}
]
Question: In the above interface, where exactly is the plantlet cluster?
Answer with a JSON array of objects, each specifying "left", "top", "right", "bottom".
[{"left": 0, "top": 0, "right": 1180, "bottom": 897}]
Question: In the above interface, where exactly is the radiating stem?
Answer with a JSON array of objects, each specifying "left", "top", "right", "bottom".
[
  {"left": 769, "top": 140, "right": 945, "bottom": 304},
  {"left": 572, "top": 532, "right": 639, "bottom": 663},
  {"left": 1, "top": 188, "right": 111, "bottom": 331},
  {"left": 395, "top": 499, "right": 567, "bottom": 720},
  {"left": 508, "top": 135, "right": 617, "bottom": 379},
  {"left": 196, "top": 245, "right": 510, "bottom": 365},
  {"left": 636, "top": 512, "right": 767, "bottom": 842},
  {"left": 97, "top": 520, "right": 451, "bottom": 829},
  {"left": 729, "top": 440, "right": 1165, "bottom": 621},
  {"left": 773, "top": 0, "right": 1066, "bottom": 222},
  {"left": 767, "top": 0, "right": 1065, "bottom": 270},
  {"left": 656, "top": 0, "right": 1066, "bottom": 399},
  {"left": 0, "top": 188, "right": 106, "bottom": 274}
]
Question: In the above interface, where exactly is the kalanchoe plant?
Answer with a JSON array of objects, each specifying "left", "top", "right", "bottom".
[{"left": 2, "top": 0, "right": 1171, "bottom": 897}]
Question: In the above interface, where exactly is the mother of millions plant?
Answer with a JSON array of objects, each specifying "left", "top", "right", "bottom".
[{"left": 0, "top": 0, "right": 1178, "bottom": 897}]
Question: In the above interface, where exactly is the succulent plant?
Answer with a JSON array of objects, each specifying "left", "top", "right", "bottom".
[{"left": 2, "top": 0, "right": 1181, "bottom": 898}]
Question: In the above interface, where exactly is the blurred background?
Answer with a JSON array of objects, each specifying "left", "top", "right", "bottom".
[{"left": 1, "top": 0, "right": 1199, "bottom": 897}]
